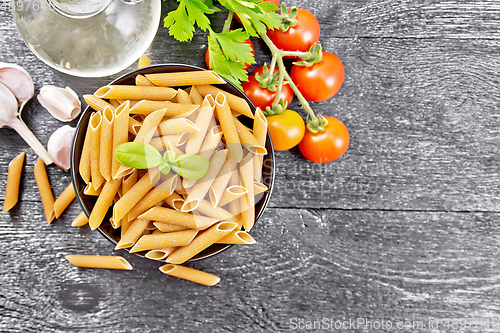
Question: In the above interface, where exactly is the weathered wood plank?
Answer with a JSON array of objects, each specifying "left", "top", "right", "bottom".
[{"left": 2, "top": 208, "right": 500, "bottom": 332}]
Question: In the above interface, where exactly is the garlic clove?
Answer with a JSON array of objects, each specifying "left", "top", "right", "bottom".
[
  {"left": 37, "top": 85, "right": 81, "bottom": 122},
  {"left": 0, "top": 82, "right": 19, "bottom": 127},
  {"left": 47, "top": 125, "right": 75, "bottom": 171},
  {"left": 0, "top": 62, "right": 34, "bottom": 112}
]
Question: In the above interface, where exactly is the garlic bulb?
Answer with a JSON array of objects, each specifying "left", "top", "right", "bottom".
[
  {"left": 37, "top": 86, "right": 81, "bottom": 122},
  {"left": 0, "top": 62, "right": 34, "bottom": 112},
  {"left": 47, "top": 125, "right": 75, "bottom": 171},
  {"left": 0, "top": 82, "right": 53, "bottom": 165}
]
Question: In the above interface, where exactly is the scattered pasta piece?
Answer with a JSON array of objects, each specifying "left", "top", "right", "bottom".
[
  {"left": 2, "top": 152, "right": 25, "bottom": 213},
  {"left": 66, "top": 255, "right": 133, "bottom": 270},
  {"left": 159, "top": 264, "right": 220, "bottom": 286}
]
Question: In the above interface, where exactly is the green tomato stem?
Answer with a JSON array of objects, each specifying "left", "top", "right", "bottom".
[
  {"left": 223, "top": 11, "right": 234, "bottom": 33},
  {"left": 271, "top": 65, "right": 285, "bottom": 109}
]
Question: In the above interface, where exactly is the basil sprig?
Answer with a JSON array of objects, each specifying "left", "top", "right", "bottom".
[{"left": 115, "top": 142, "right": 209, "bottom": 180}]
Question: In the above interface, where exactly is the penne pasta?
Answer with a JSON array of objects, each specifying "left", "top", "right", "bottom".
[
  {"left": 128, "top": 116, "right": 141, "bottom": 136},
  {"left": 254, "top": 181, "right": 268, "bottom": 195},
  {"left": 181, "top": 149, "right": 228, "bottom": 212},
  {"left": 54, "top": 183, "right": 76, "bottom": 218},
  {"left": 145, "top": 247, "right": 179, "bottom": 261},
  {"left": 166, "top": 221, "right": 238, "bottom": 264},
  {"left": 209, "top": 158, "right": 237, "bottom": 208},
  {"left": 157, "top": 117, "right": 199, "bottom": 136},
  {"left": 89, "top": 112, "right": 104, "bottom": 190},
  {"left": 150, "top": 134, "right": 182, "bottom": 151},
  {"left": 175, "top": 89, "right": 192, "bottom": 104},
  {"left": 71, "top": 212, "right": 89, "bottom": 227},
  {"left": 215, "top": 93, "right": 243, "bottom": 162},
  {"left": 112, "top": 101, "right": 130, "bottom": 178},
  {"left": 79, "top": 121, "right": 92, "bottom": 184},
  {"left": 146, "top": 71, "right": 225, "bottom": 87},
  {"left": 130, "top": 229, "right": 198, "bottom": 253},
  {"left": 197, "top": 85, "right": 254, "bottom": 119},
  {"left": 196, "top": 199, "right": 237, "bottom": 223},
  {"left": 159, "top": 264, "right": 220, "bottom": 286},
  {"left": 109, "top": 99, "right": 121, "bottom": 108},
  {"left": 83, "top": 182, "right": 101, "bottom": 196},
  {"left": 130, "top": 100, "right": 199, "bottom": 117},
  {"left": 217, "top": 230, "right": 256, "bottom": 244},
  {"left": 95, "top": 85, "right": 177, "bottom": 101},
  {"left": 185, "top": 95, "right": 215, "bottom": 155},
  {"left": 164, "top": 192, "right": 184, "bottom": 211},
  {"left": 239, "top": 151, "right": 255, "bottom": 231},
  {"left": 127, "top": 173, "right": 177, "bottom": 221},
  {"left": 113, "top": 169, "right": 160, "bottom": 223},
  {"left": 115, "top": 218, "right": 150, "bottom": 249},
  {"left": 252, "top": 108, "right": 268, "bottom": 181},
  {"left": 134, "top": 108, "right": 167, "bottom": 144},
  {"left": 189, "top": 85, "right": 204, "bottom": 104},
  {"left": 218, "top": 184, "right": 247, "bottom": 207},
  {"left": 199, "top": 125, "right": 222, "bottom": 161},
  {"left": 88, "top": 178, "right": 121, "bottom": 230},
  {"left": 153, "top": 221, "right": 189, "bottom": 233},
  {"left": 99, "top": 106, "right": 114, "bottom": 181},
  {"left": 83, "top": 95, "right": 117, "bottom": 113},
  {"left": 135, "top": 74, "right": 155, "bottom": 86},
  {"left": 2, "top": 152, "right": 25, "bottom": 213},
  {"left": 138, "top": 206, "right": 218, "bottom": 230},
  {"left": 33, "top": 158, "right": 55, "bottom": 223},
  {"left": 233, "top": 116, "right": 267, "bottom": 155},
  {"left": 66, "top": 255, "right": 133, "bottom": 270}
]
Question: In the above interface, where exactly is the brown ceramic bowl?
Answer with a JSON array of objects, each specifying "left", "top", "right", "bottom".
[{"left": 71, "top": 64, "right": 275, "bottom": 262}]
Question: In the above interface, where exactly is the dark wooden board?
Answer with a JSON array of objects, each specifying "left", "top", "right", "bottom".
[{"left": 2, "top": 0, "right": 500, "bottom": 332}]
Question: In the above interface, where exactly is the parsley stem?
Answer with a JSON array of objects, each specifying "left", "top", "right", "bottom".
[{"left": 223, "top": 11, "right": 233, "bottom": 33}]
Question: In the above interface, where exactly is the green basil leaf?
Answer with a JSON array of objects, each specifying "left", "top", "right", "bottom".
[
  {"left": 159, "top": 163, "right": 171, "bottom": 175},
  {"left": 164, "top": 150, "right": 176, "bottom": 164},
  {"left": 114, "top": 142, "right": 162, "bottom": 169},
  {"left": 171, "top": 154, "right": 209, "bottom": 180}
]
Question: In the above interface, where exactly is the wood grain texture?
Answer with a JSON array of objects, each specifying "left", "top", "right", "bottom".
[{"left": 2, "top": 0, "right": 500, "bottom": 332}]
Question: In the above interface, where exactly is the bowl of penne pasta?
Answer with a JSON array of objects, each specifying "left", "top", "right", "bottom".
[{"left": 71, "top": 64, "right": 275, "bottom": 263}]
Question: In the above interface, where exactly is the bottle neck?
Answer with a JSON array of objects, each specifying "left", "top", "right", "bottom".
[{"left": 47, "top": 0, "right": 112, "bottom": 19}]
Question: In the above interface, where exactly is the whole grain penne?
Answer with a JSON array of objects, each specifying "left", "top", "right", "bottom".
[
  {"left": 83, "top": 95, "right": 117, "bottom": 113},
  {"left": 138, "top": 206, "right": 218, "bottom": 230},
  {"left": 83, "top": 182, "right": 101, "bottom": 196},
  {"left": 99, "top": 106, "right": 114, "bottom": 181},
  {"left": 127, "top": 173, "right": 178, "bottom": 221},
  {"left": 196, "top": 199, "right": 237, "bottom": 223},
  {"left": 146, "top": 71, "right": 225, "bottom": 87},
  {"left": 95, "top": 85, "right": 177, "bottom": 101},
  {"left": 181, "top": 149, "right": 228, "bottom": 212},
  {"left": 89, "top": 112, "right": 104, "bottom": 190},
  {"left": 153, "top": 221, "right": 189, "bottom": 233},
  {"left": 240, "top": 151, "right": 255, "bottom": 231},
  {"left": 128, "top": 116, "right": 141, "bottom": 136},
  {"left": 157, "top": 117, "right": 199, "bottom": 136},
  {"left": 217, "top": 231, "right": 256, "bottom": 244},
  {"left": 164, "top": 192, "right": 184, "bottom": 211},
  {"left": 199, "top": 125, "right": 222, "bottom": 160},
  {"left": 166, "top": 221, "right": 238, "bottom": 264},
  {"left": 72, "top": 212, "right": 89, "bottom": 227},
  {"left": 185, "top": 95, "right": 215, "bottom": 155},
  {"left": 79, "top": 121, "right": 92, "bottom": 184},
  {"left": 228, "top": 168, "right": 242, "bottom": 225},
  {"left": 54, "top": 183, "right": 76, "bottom": 218},
  {"left": 209, "top": 158, "right": 237, "bottom": 208},
  {"left": 218, "top": 184, "right": 247, "bottom": 207},
  {"left": 159, "top": 264, "right": 220, "bottom": 286},
  {"left": 120, "top": 169, "right": 137, "bottom": 237},
  {"left": 252, "top": 108, "right": 268, "bottom": 181},
  {"left": 112, "top": 101, "right": 130, "bottom": 178},
  {"left": 175, "top": 89, "right": 192, "bottom": 104},
  {"left": 189, "top": 85, "right": 204, "bottom": 104},
  {"left": 146, "top": 247, "right": 179, "bottom": 260},
  {"left": 115, "top": 218, "right": 151, "bottom": 249},
  {"left": 254, "top": 181, "right": 268, "bottom": 195},
  {"left": 88, "top": 178, "right": 121, "bottom": 230},
  {"left": 233, "top": 116, "right": 267, "bottom": 155},
  {"left": 198, "top": 85, "right": 254, "bottom": 119},
  {"left": 33, "top": 158, "right": 55, "bottom": 223},
  {"left": 109, "top": 99, "right": 120, "bottom": 108},
  {"left": 134, "top": 108, "right": 166, "bottom": 143},
  {"left": 66, "top": 255, "right": 133, "bottom": 270},
  {"left": 113, "top": 169, "right": 160, "bottom": 223},
  {"left": 135, "top": 74, "right": 155, "bottom": 86},
  {"left": 150, "top": 134, "right": 182, "bottom": 151},
  {"left": 130, "top": 100, "right": 198, "bottom": 117},
  {"left": 215, "top": 93, "right": 243, "bottom": 162},
  {"left": 130, "top": 229, "right": 198, "bottom": 253},
  {"left": 2, "top": 152, "right": 25, "bottom": 213}
]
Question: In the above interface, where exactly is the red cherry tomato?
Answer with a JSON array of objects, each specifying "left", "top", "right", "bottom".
[
  {"left": 267, "top": 8, "right": 320, "bottom": 56},
  {"left": 290, "top": 51, "right": 344, "bottom": 102},
  {"left": 267, "top": 109, "right": 305, "bottom": 151},
  {"left": 235, "top": 0, "right": 280, "bottom": 24},
  {"left": 299, "top": 116, "right": 349, "bottom": 163},
  {"left": 206, "top": 37, "right": 254, "bottom": 71},
  {"left": 242, "top": 66, "right": 294, "bottom": 111}
]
